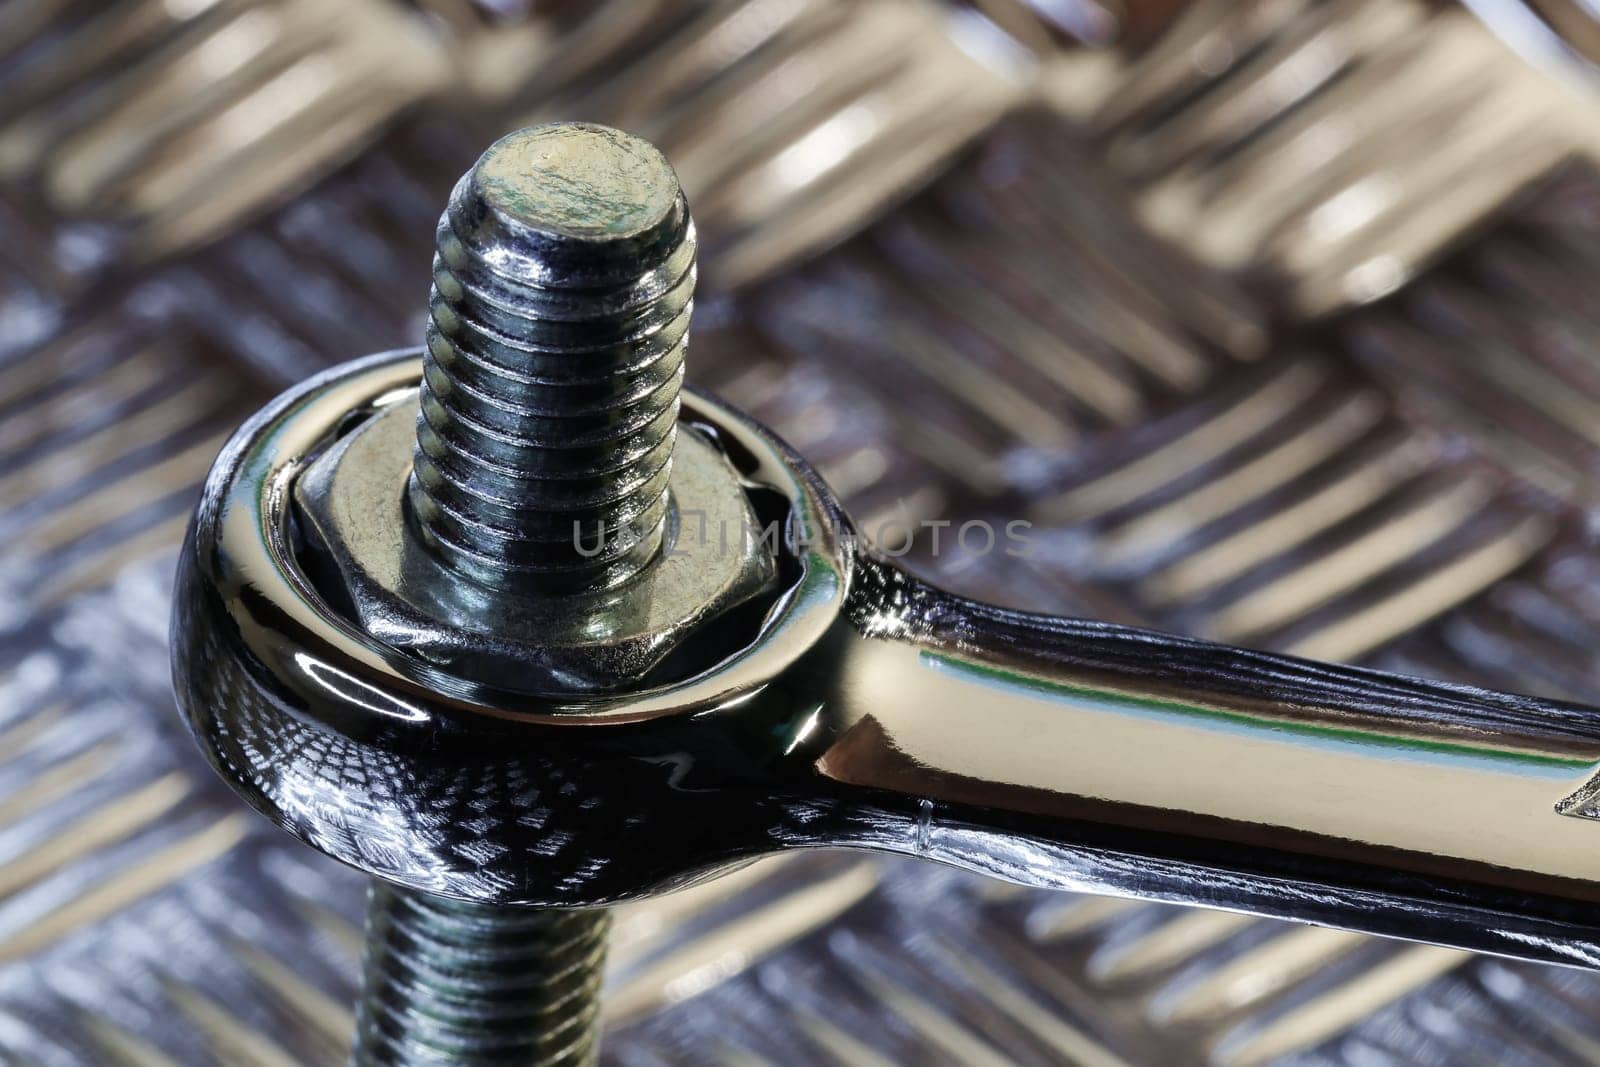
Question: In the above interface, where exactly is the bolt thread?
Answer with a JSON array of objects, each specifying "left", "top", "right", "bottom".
[
  {"left": 352, "top": 883, "right": 611, "bottom": 1067},
  {"left": 375, "top": 127, "right": 687, "bottom": 1067},
  {"left": 409, "top": 123, "right": 696, "bottom": 595}
]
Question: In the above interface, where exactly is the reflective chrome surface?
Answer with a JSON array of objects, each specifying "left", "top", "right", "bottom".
[
  {"left": 171, "top": 350, "right": 853, "bottom": 899},
  {"left": 175, "top": 348, "right": 1600, "bottom": 971},
  {"left": 827, "top": 558, "right": 1600, "bottom": 968}
]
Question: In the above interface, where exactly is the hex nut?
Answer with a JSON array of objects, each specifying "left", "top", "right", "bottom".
[{"left": 294, "top": 390, "right": 779, "bottom": 694}]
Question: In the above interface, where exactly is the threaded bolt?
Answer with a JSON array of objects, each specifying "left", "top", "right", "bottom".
[
  {"left": 353, "top": 123, "right": 698, "bottom": 1065},
  {"left": 410, "top": 122, "right": 696, "bottom": 595},
  {"left": 353, "top": 884, "right": 610, "bottom": 1066}
]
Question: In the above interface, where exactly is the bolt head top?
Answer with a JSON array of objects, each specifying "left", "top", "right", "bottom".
[
  {"left": 454, "top": 124, "right": 692, "bottom": 292},
  {"left": 474, "top": 123, "right": 680, "bottom": 243}
]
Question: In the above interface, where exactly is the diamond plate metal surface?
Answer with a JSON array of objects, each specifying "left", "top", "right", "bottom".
[{"left": 7, "top": 1, "right": 1600, "bottom": 1063}]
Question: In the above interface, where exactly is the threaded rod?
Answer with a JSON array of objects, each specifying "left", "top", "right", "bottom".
[
  {"left": 409, "top": 122, "right": 696, "bottom": 595},
  {"left": 352, "top": 883, "right": 610, "bottom": 1066},
  {"left": 366, "top": 124, "right": 701, "bottom": 1066}
]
